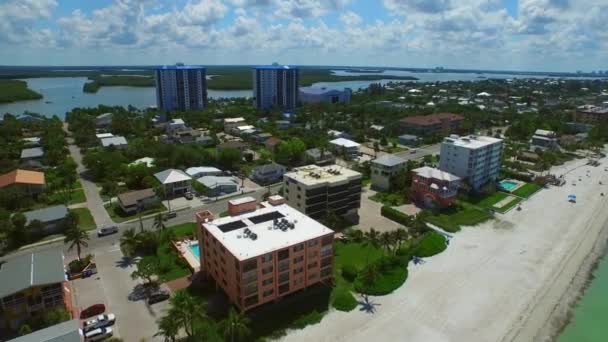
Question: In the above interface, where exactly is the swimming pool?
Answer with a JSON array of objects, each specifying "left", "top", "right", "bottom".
[
  {"left": 188, "top": 243, "right": 201, "bottom": 259},
  {"left": 498, "top": 180, "right": 519, "bottom": 191}
]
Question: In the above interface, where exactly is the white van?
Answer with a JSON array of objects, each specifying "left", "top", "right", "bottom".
[
  {"left": 84, "top": 327, "right": 113, "bottom": 341},
  {"left": 97, "top": 225, "right": 119, "bottom": 237}
]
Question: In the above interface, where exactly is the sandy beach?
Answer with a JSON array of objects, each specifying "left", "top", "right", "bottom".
[{"left": 282, "top": 155, "right": 608, "bottom": 342}]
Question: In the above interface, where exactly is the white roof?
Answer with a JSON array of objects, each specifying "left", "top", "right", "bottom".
[
  {"left": 154, "top": 169, "right": 192, "bottom": 184},
  {"left": 370, "top": 125, "right": 384, "bottom": 131},
  {"left": 229, "top": 196, "right": 256, "bottom": 206},
  {"left": 408, "top": 89, "right": 421, "bottom": 93},
  {"left": 185, "top": 166, "right": 222, "bottom": 177},
  {"left": 96, "top": 133, "right": 114, "bottom": 139},
  {"left": 22, "top": 137, "right": 41, "bottom": 143},
  {"left": 330, "top": 138, "right": 360, "bottom": 148},
  {"left": 443, "top": 135, "right": 502, "bottom": 149},
  {"left": 477, "top": 92, "right": 491, "bottom": 97},
  {"left": 203, "top": 204, "right": 333, "bottom": 261},
  {"left": 198, "top": 176, "right": 238, "bottom": 188},
  {"left": 101, "top": 136, "right": 127, "bottom": 147},
  {"left": 534, "top": 129, "right": 555, "bottom": 137},
  {"left": 236, "top": 125, "right": 255, "bottom": 131},
  {"left": 129, "top": 157, "right": 155, "bottom": 167},
  {"left": 224, "top": 117, "right": 245, "bottom": 123},
  {"left": 413, "top": 166, "right": 460, "bottom": 182},
  {"left": 284, "top": 164, "right": 362, "bottom": 186},
  {"left": 169, "top": 118, "right": 185, "bottom": 125}
]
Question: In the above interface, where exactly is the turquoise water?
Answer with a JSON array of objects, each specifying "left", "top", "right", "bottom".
[
  {"left": 559, "top": 254, "right": 608, "bottom": 342},
  {"left": 188, "top": 243, "right": 201, "bottom": 259},
  {"left": 498, "top": 180, "right": 518, "bottom": 191}
]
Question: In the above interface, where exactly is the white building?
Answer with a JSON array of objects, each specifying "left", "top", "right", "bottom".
[
  {"left": 283, "top": 164, "right": 362, "bottom": 220},
  {"left": 155, "top": 65, "right": 208, "bottom": 112},
  {"left": 166, "top": 118, "right": 187, "bottom": 133},
  {"left": 100, "top": 136, "right": 128, "bottom": 149},
  {"left": 438, "top": 135, "right": 503, "bottom": 190},
  {"left": 253, "top": 65, "right": 298, "bottom": 111},
  {"left": 371, "top": 154, "right": 407, "bottom": 191},
  {"left": 329, "top": 138, "right": 360, "bottom": 158},
  {"left": 224, "top": 117, "right": 246, "bottom": 133},
  {"left": 530, "top": 129, "right": 559, "bottom": 150},
  {"left": 154, "top": 169, "right": 192, "bottom": 197},
  {"left": 185, "top": 166, "right": 223, "bottom": 179}
]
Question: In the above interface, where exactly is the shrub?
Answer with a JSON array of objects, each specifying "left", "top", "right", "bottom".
[
  {"left": 291, "top": 310, "right": 324, "bottom": 330},
  {"left": 354, "top": 262, "right": 408, "bottom": 296},
  {"left": 380, "top": 205, "right": 413, "bottom": 226},
  {"left": 68, "top": 254, "right": 93, "bottom": 273},
  {"left": 341, "top": 265, "right": 358, "bottom": 282},
  {"left": 411, "top": 231, "right": 447, "bottom": 257},
  {"left": 333, "top": 290, "right": 358, "bottom": 312}
]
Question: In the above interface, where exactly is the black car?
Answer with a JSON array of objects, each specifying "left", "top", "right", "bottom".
[
  {"left": 147, "top": 292, "right": 170, "bottom": 305},
  {"left": 162, "top": 211, "right": 177, "bottom": 220}
]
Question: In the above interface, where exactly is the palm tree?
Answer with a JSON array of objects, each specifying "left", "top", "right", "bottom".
[
  {"left": 155, "top": 315, "right": 179, "bottom": 342},
  {"left": 219, "top": 307, "right": 251, "bottom": 342},
  {"left": 345, "top": 229, "right": 364, "bottom": 243},
  {"left": 359, "top": 263, "right": 380, "bottom": 294},
  {"left": 392, "top": 228, "right": 409, "bottom": 254},
  {"left": 153, "top": 213, "right": 166, "bottom": 236},
  {"left": 168, "top": 290, "right": 208, "bottom": 339},
  {"left": 379, "top": 231, "right": 394, "bottom": 255},
  {"left": 120, "top": 228, "right": 140, "bottom": 257},
  {"left": 63, "top": 213, "right": 88, "bottom": 261},
  {"left": 363, "top": 228, "right": 380, "bottom": 264}
]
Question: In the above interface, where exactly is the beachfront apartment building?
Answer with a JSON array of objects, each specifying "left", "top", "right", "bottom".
[
  {"left": 195, "top": 197, "right": 334, "bottom": 312},
  {"left": 411, "top": 166, "right": 461, "bottom": 208},
  {"left": 439, "top": 135, "right": 503, "bottom": 191},
  {"left": 155, "top": 65, "right": 208, "bottom": 112},
  {"left": 283, "top": 165, "right": 362, "bottom": 221},
  {"left": 253, "top": 65, "right": 299, "bottom": 111},
  {"left": 400, "top": 112, "right": 465, "bottom": 136},
  {"left": 371, "top": 154, "right": 407, "bottom": 191},
  {"left": 0, "top": 249, "right": 72, "bottom": 331},
  {"left": 574, "top": 105, "right": 608, "bottom": 124}
]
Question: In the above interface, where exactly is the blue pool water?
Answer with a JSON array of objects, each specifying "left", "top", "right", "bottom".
[
  {"left": 498, "top": 180, "right": 518, "bottom": 191},
  {"left": 188, "top": 243, "right": 201, "bottom": 259}
]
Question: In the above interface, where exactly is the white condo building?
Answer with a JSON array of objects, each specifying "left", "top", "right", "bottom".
[
  {"left": 155, "top": 65, "right": 208, "bottom": 112},
  {"left": 253, "top": 65, "right": 298, "bottom": 111},
  {"left": 438, "top": 135, "right": 503, "bottom": 190}
]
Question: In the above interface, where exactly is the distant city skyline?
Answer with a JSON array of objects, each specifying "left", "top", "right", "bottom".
[{"left": 0, "top": 0, "right": 606, "bottom": 72}]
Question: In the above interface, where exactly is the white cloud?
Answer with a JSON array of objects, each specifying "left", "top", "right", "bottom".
[
  {"left": 340, "top": 11, "right": 362, "bottom": 26},
  {"left": 0, "top": 0, "right": 57, "bottom": 44}
]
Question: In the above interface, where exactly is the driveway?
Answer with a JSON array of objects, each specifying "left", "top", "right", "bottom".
[
  {"left": 355, "top": 187, "right": 402, "bottom": 233},
  {"left": 68, "top": 144, "right": 112, "bottom": 227}
]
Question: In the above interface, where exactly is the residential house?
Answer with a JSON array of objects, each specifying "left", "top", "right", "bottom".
[
  {"left": 250, "top": 163, "right": 286, "bottom": 184},
  {"left": 95, "top": 133, "right": 114, "bottom": 141},
  {"left": 400, "top": 112, "right": 465, "bottom": 136},
  {"left": 22, "top": 205, "right": 69, "bottom": 233},
  {"left": 530, "top": 129, "right": 559, "bottom": 151},
  {"left": 0, "top": 169, "right": 45, "bottom": 195},
  {"left": 217, "top": 141, "right": 249, "bottom": 153},
  {"left": 129, "top": 157, "right": 155, "bottom": 168},
  {"left": 411, "top": 166, "right": 461, "bottom": 208},
  {"left": 185, "top": 166, "right": 222, "bottom": 179},
  {"left": 95, "top": 113, "right": 113, "bottom": 128},
  {"left": 165, "top": 118, "right": 186, "bottom": 133},
  {"left": 329, "top": 138, "right": 360, "bottom": 158},
  {"left": 304, "top": 148, "right": 336, "bottom": 166},
  {"left": 117, "top": 188, "right": 158, "bottom": 215},
  {"left": 275, "top": 120, "right": 291, "bottom": 130},
  {"left": 327, "top": 130, "right": 351, "bottom": 140},
  {"left": 154, "top": 169, "right": 192, "bottom": 197},
  {"left": 22, "top": 137, "right": 41, "bottom": 147},
  {"left": 253, "top": 132, "right": 273, "bottom": 144},
  {"left": 371, "top": 155, "right": 407, "bottom": 191},
  {"left": 101, "top": 136, "right": 128, "bottom": 149},
  {"left": 197, "top": 176, "right": 239, "bottom": 197},
  {"left": 265, "top": 137, "right": 282, "bottom": 152},
  {"left": 20, "top": 147, "right": 44, "bottom": 162},
  {"left": 0, "top": 249, "right": 72, "bottom": 331},
  {"left": 224, "top": 117, "right": 246, "bottom": 133}
]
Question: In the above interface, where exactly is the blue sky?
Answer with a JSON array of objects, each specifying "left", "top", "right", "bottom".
[{"left": 0, "top": 0, "right": 605, "bottom": 72}]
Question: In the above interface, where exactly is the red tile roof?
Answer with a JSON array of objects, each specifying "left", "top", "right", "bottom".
[
  {"left": 400, "top": 112, "right": 465, "bottom": 126},
  {"left": 0, "top": 169, "right": 45, "bottom": 188}
]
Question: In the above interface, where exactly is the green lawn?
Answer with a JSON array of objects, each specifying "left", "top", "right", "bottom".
[
  {"left": 169, "top": 222, "right": 196, "bottom": 238},
  {"left": 512, "top": 183, "right": 542, "bottom": 198},
  {"left": 157, "top": 243, "right": 191, "bottom": 282},
  {"left": 467, "top": 191, "right": 522, "bottom": 214},
  {"left": 411, "top": 231, "right": 447, "bottom": 257},
  {"left": 354, "top": 264, "right": 408, "bottom": 296},
  {"left": 47, "top": 188, "right": 87, "bottom": 205},
  {"left": 369, "top": 192, "right": 407, "bottom": 206},
  {"left": 70, "top": 208, "right": 96, "bottom": 231},
  {"left": 105, "top": 202, "right": 165, "bottom": 223},
  {"left": 425, "top": 206, "right": 492, "bottom": 232}
]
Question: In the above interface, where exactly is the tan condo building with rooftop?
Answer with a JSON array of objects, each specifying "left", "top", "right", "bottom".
[
  {"left": 195, "top": 196, "right": 334, "bottom": 312},
  {"left": 282, "top": 165, "right": 362, "bottom": 221}
]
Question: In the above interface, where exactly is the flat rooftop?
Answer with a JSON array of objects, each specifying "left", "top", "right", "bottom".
[
  {"left": 284, "top": 164, "right": 361, "bottom": 186},
  {"left": 229, "top": 196, "right": 256, "bottom": 206},
  {"left": 443, "top": 135, "right": 502, "bottom": 149},
  {"left": 203, "top": 204, "right": 333, "bottom": 261}
]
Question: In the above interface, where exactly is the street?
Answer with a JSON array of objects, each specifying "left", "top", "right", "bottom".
[{"left": 392, "top": 142, "right": 442, "bottom": 161}]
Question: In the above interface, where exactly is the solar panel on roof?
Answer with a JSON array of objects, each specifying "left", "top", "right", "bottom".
[
  {"left": 217, "top": 220, "right": 247, "bottom": 233},
  {"left": 248, "top": 211, "right": 285, "bottom": 224}
]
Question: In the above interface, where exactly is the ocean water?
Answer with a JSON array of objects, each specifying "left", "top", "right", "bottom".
[{"left": 558, "top": 253, "right": 608, "bottom": 342}]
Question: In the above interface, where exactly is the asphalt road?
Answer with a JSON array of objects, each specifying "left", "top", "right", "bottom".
[{"left": 392, "top": 142, "right": 442, "bottom": 161}]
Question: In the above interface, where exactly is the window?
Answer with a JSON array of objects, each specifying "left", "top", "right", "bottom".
[
  {"left": 321, "top": 267, "right": 332, "bottom": 278},
  {"left": 308, "top": 273, "right": 318, "bottom": 280},
  {"left": 278, "top": 283, "right": 290, "bottom": 295},
  {"left": 293, "top": 243, "right": 304, "bottom": 252},
  {"left": 263, "top": 289, "right": 274, "bottom": 297},
  {"left": 278, "top": 249, "right": 290, "bottom": 260},
  {"left": 278, "top": 260, "right": 290, "bottom": 272},
  {"left": 243, "top": 259, "right": 258, "bottom": 272},
  {"left": 308, "top": 239, "right": 318, "bottom": 247},
  {"left": 293, "top": 256, "right": 304, "bottom": 264},
  {"left": 244, "top": 283, "right": 258, "bottom": 296},
  {"left": 262, "top": 278, "right": 273, "bottom": 286},
  {"left": 308, "top": 261, "right": 318, "bottom": 269},
  {"left": 321, "top": 245, "right": 333, "bottom": 257},
  {"left": 321, "top": 256, "right": 332, "bottom": 267},
  {"left": 261, "top": 253, "right": 273, "bottom": 263},
  {"left": 244, "top": 295, "right": 259, "bottom": 307},
  {"left": 279, "top": 272, "right": 290, "bottom": 284},
  {"left": 293, "top": 267, "right": 304, "bottom": 275},
  {"left": 321, "top": 235, "right": 333, "bottom": 246},
  {"left": 308, "top": 250, "right": 318, "bottom": 258},
  {"left": 262, "top": 266, "right": 273, "bottom": 274}
]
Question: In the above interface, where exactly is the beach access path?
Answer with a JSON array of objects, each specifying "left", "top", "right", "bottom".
[{"left": 282, "top": 156, "right": 608, "bottom": 342}]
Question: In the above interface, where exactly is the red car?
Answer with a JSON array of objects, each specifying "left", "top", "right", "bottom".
[{"left": 80, "top": 303, "right": 105, "bottom": 319}]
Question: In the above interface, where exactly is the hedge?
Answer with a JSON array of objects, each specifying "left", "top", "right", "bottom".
[{"left": 381, "top": 205, "right": 412, "bottom": 226}]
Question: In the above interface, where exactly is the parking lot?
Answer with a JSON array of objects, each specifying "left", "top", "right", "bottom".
[{"left": 72, "top": 245, "right": 170, "bottom": 341}]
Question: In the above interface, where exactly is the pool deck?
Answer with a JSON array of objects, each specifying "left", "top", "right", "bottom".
[
  {"left": 173, "top": 239, "right": 201, "bottom": 272},
  {"left": 498, "top": 179, "right": 525, "bottom": 193}
]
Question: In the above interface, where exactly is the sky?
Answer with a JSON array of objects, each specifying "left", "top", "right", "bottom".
[{"left": 0, "top": 0, "right": 606, "bottom": 72}]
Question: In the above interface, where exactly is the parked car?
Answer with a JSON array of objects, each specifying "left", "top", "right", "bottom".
[
  {"left": 83, "top": 313, "right": 116, "bottom": 332},
  {"left": 147, "top": 291, "right": 170, "bottom": 305},
  {"left": 80, "top": 304, "right": 105, "bottom": 319},
  {"left": 163, "top": 211, "right": 177, "bottom": 220},
  {"left": 184, "top": 191, "right": 193, "bottom": 200},
  {"left": 97, "top": 225, "right": 119, "bottom": 237},
  {"left": 84, "top": 327, "right": 113, "bottom": 341}
]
